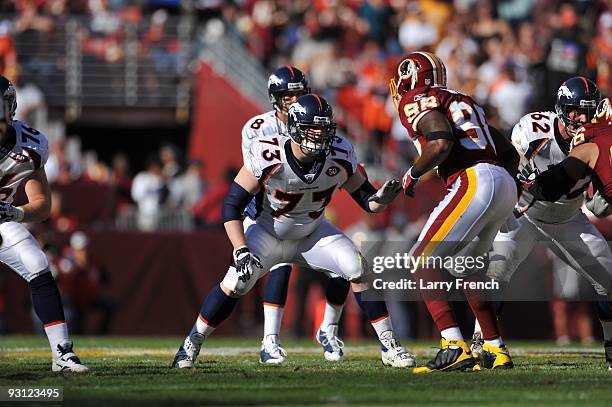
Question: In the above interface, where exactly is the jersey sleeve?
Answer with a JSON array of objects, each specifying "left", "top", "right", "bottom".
[
  {"left": 510, "top": 116, "right": 531, "bottom": 158},
  {"left": 330, "top": 135, "right": 358, "bottom": 178},
  {"left": 244, "top": 139, "right": 265, "bottom": 179},
  {"left": 398, "top": 90, "right": 442, "bottom": 136},
  {"left": 17, "top": 121, "right": 49, "bottom": 169}
]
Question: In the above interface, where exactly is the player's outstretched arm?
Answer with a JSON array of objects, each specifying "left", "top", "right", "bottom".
[
  {"left": 21, "top": 167, "right": 52, "bottom": 223},
  {"left": 343, "top": 165, "right": 400, "bottom": 213},
  {"left": 527, "top": 143, "right": 597, "bottom": 202},
  {"left": 400, "top": 110, "right": 454, "bottom": 197},
  {"left": 222, "top": 166, "right": 260, "bottom": 250}
]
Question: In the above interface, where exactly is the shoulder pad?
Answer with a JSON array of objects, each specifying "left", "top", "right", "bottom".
[
  {"left": 329, "top": 134, "right": 357, "bottom": 175},
  {"left": 511, "top": 112, "right": 554, "bottom": 157},
  {"left": 243, "top": 133, "right": 284, "bottom": 179},
  {"left": 14, "top": 120, "right": 49, "bottom": 169}
]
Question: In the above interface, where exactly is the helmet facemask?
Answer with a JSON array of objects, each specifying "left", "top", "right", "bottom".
[
  {"left": 289, "top": 117, "right": 336, "bottom": 158},
  {"left": 556, "top": 102, "right": 597, "bottom": 138},
  {"left": 389, "top": 58, "right": 418, "bottom": 110}
]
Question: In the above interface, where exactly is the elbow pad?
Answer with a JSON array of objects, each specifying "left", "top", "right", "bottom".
[
  {"left": 529, "top": 164, "right": 576, "bottom": 202},
  {"left": 222, "top": 182, "right": 254, "bottom": 223},
  {"left": 350, "top": 180, "right": 377, "bottom": 212}
]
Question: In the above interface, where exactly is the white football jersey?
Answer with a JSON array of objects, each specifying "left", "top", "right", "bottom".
[
  {"left": 244, "top": 132, "right": 357, "bottom": 240},
  {"left": 511, "top": 111, "right": 588, "bottom": 223},
  {"left": 241, "top": 110, "right": 287, "bottom": 164},
  {"left": 0, "top": 120, "right": 49, "bottom": 204}
]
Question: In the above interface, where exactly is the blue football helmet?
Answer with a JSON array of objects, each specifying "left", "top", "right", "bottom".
[
  {"left": 555, "top": 76, "right": 601, "bottom": 136},
  {"left": 268, "top": 66, "right": 310, "bottom": 112},
  {"left": 287, "top": 94, "right": 336, "bottom": 157}
]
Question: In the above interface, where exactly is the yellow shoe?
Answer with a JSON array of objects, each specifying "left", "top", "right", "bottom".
[
  {"left": 413, "top": 338, "right": 476, "bottom": 373},
  {"left": 478, "top": 343, "right": 514, "bottom": 369}
]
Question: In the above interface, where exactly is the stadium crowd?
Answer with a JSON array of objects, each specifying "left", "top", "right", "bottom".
[{"left": 0, "top": 0, "right": 611, "bottom": 340}]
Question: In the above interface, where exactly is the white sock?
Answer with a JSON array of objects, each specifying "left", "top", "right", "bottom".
[
  {"left": 484, "top": 337, "right": 504, "bottom": 347},
  {"left": 263, "top": 304, "right": 284, "bottom": 337},
  {"left": 600, "top": 320, "right": 612, "bottom": 341},
  {"left": 473, "top": 319, "right": 482, "bottom": 336},
  {"left": 195, "top": 314, "right": 216, "bottom": 337},
  {"left": 441, "top": 326, "right": 463, "bottom": 341},
  {"left": 321, "top": 303, "right": 344, "bottom": 331},
  {"left": 44, "top": 321, "right": 70, "bottom": 357},
  {"left": 371, "top": 316, "right": 393, "bottom": 339}
]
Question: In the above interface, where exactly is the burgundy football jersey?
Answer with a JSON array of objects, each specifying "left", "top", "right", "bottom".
[
  {"left": 573, "top": 122, "right": 612, "bottom": 204},
  {"left": 397, "top": 86, "right": 499, "bottom": 185}
]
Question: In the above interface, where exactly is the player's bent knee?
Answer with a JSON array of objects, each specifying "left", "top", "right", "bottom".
[
  {"left": 19, "top": 247, "right": 49, "bottom": 282},
  {"left": 342, "top": 251, "right": 370, "bottom": 282}
]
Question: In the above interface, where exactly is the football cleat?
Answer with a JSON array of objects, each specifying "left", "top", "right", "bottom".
[
  {"left": 316, "top": 325, "right": 344, "bottom": 362},
  {"left": 604, "top": 340, "right": 612, "bottom": 371},
  {"left": 259, "top": 335, "right": 287, "bottom": 364},
  {"left": 171, "top": 331, "right": 204, "bottom": 369},
  {"left": 379, "top": 330, "right": 415, "bottom": 368},
  {"left": 470, "top": 331, "right": 484, "bottom": 359},
  {"left": 413, "top": 338, "right": 475, "bottom": 373},
  {"left": 477, "top": 343, "right": 514, "bottom": 369},
  {"left": 52, "top": 341, "right": 89, "bottom": 373}
]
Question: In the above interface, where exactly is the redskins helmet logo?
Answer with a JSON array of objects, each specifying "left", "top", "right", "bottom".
[
  {"left": 592, "top": 98, "right": 611, "bottom": 123},
  {"left": 326, "top": 166, "right": 340, "bottom": 176}
]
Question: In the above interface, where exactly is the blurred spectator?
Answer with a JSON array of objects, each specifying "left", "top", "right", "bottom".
[
  {"left": 55, "top": 231, "right": 115, "bottom": 334},
  {"left": 169, "top": 159, "right": 205, "bottom": 211},
  {"left": 131, "top": 156, "right": 168, "bottom": 231},
  {"left": 159, "top": 142, "right": 181, "bottom": 179},
  {"left": 48, "top": 190, "right": 79, "bottom": 233},
  {"left": 544, "top": 2, "right": 590, "bottom": 106},
  {"left": 14, "top": 75, "right": 46, "bottom": 128},
  {"left": 397, "top": 2, "right": 438, "bottom": 52},
  {"left": 109, "top": 152, "right": 134, "bottom": 212},
  {"left": 0, "top": 20, "right": 17, "bottom": 80}
]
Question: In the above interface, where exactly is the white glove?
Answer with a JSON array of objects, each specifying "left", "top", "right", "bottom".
[
  {"left": 585, "top": 191, "right": 611, "bottom": 218},
  {"left": 367, "top": 179, "right": 402, "bottom": 206},
  {"left": 0, "top": 202, "right": 24, "bottom": 223},
  {"left": 233, "top": 246, "right": 263, "bottom": 283},
  {"left": 400, "top": 167, "right": 420, "bottom": 197}
]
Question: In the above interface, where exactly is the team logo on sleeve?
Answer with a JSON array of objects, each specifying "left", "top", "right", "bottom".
[{"left": 326, "top": 166, "right": 340, "bottom": 176}]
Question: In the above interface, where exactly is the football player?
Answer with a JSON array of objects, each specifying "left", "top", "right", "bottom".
[
  {"left": 0, "top": 75, "right": 88, "bottom": 372},
  {"left": 171, "top": 94, "right": 415, "bottom": 369},
  {"left": 390, "top": 52, "right": 519, "bottom": 372},
  {"left": 244, "top": 67, "right": 412, "bottom": 367},
  {"left": 470, "top": 78, "right": 612, "bottom": 371},
  {"left": 525, "top": 97, "right": 612, "bottom": 369}
]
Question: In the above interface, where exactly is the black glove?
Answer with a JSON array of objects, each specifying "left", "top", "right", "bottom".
[{"left": 233, "top": 246, "right": 263, "bottom": 283}]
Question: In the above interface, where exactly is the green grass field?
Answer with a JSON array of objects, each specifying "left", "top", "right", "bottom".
[{"left": 1, "top": 336, "right": 611, "bottom": 406}]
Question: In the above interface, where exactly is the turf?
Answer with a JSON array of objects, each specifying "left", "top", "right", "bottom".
[{"left": 1, "top": 336, "right": 611, "bottom": 406}]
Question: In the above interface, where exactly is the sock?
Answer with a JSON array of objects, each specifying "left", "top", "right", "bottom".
[
  {"left": 484, "top": 337, "right": 504, "bottom": 347},
  {"left": 353, "top": 291, "right": 391, "bottom": 339},
  {"left": 261, "top": 265, "right": 291, "bottom": 338},
  {"left": 325, "top": 277, "right": 350, "bottom": 305},
  {"left": 321, "top": 303, "right": 344, "bottom": 331},
  {"left": 263, "top": 265, "right": 292, "bottom": 307},
  {"left": 597, "top": 299, "right": 612, "bottom": 341},
  {"left": 320, "top": 278, "right": 349, "bottom": 331},
  {"left": 195, "top": 284, "right": 238, "bottom": 337},
  {"left": 441, "top": 326, "right": 463, "bottom": 341},
  {"left": 463, "top": 275, "right": 501, "bottom": 341},
  {"left": 370, "top": 316, "right": 393, "bottom": 339},
  {"left": 415, "top": 266, "right": 459, "bottom": 333},
  {"left": 263, "top": 304, "right": 284, "bottom": 337},
  {"left": 474, "top": 318, "right": 481, "bottom": 336},
  {"left": 30, "top": 273, "right": 70, "bottom": 356}
]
